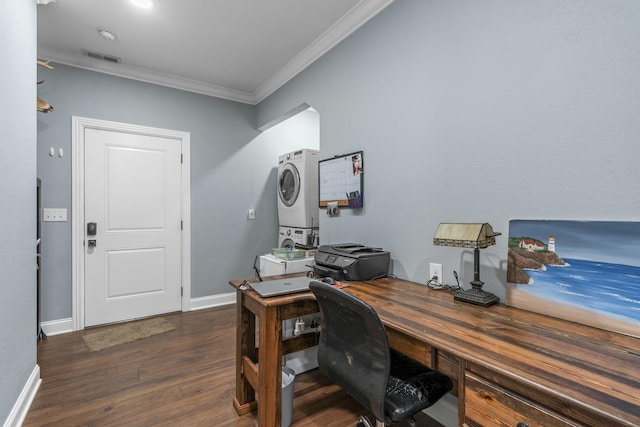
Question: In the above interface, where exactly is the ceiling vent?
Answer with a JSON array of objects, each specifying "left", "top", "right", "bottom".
[{"left": 82, "top": 50, "right": 121, "bottom": 64}]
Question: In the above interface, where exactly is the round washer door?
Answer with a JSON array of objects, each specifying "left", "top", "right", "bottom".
[
  {"left": 278, "top": 163, "right": 300, "bottom": 207},
  {"left": 280, "top": 238, "right": 295, "bottom": 249}
]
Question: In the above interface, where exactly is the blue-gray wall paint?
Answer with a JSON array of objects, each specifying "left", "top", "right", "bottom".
[
  {"left": 0, "top": 0, "right": 38, "bottom": 422},
  {"left": 257, "top": 0, "right": 640, "bottom": 301},
  {"left": 6, "top": 0, "right": 638, "bottom": 421},
  {"left": 35, "top": 0, "right": 640, "bottom": 323},
  {"left": 36, "top": 65, "right": 320, "bottom": 322},
  {"left": 37, "top": 64, "right": 259, "bottom": 321}
]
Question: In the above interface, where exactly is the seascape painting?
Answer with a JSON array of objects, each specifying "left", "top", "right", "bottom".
[{"left": 506, "top": 220, "right": 640, "bottom": 338}]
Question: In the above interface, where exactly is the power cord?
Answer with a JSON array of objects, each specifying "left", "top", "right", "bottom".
[
  {"left": 427, "top": 270, "right": 462, "bottom": 292},
  {"left": 426, "top": 275, "right": 444, "bottom": 289},
  {"left": 253, "top": 255, "right": 262, "bottom": 281}
]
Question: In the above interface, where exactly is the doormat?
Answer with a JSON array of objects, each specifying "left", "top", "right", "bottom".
[{"left": 82, "top": 317, "right": 176, "bottom": 352}]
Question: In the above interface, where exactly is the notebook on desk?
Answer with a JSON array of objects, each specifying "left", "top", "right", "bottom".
[{"left": 249, "top": 277, "right": 311, "bottom": 297}]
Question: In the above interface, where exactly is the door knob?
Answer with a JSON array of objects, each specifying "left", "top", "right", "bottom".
[{"left": 88, "top": 239, "right": 97, "bottom": 248}]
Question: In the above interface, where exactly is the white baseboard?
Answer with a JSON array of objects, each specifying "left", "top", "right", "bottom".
[
  {"left": 41, "top": 318, "right": 73, "bottom": 336},
  {"left": 41, "top": 294, "right": 237, "bottom": 335},
  {"left": 422, "top": 393, "right": 458, "bottom": 427},
  {"left": 3, "top": 365, "right": 41, "bottom": 427},
  {"left": 190, "top": 292, "right": 236, "bottom": 310}
]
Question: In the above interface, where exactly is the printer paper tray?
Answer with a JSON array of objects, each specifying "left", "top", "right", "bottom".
[{"left": 313, "top": 264, "right": 343, "bottom": 280}]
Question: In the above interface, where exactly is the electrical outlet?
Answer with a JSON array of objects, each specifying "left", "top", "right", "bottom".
[{"left": 429, "top": 263, "right": 443, "bottom": 282}]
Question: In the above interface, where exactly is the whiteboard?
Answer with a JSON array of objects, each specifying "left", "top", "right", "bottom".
[{"left": 319, "top": 151, "right": 363, "bottom": 208}]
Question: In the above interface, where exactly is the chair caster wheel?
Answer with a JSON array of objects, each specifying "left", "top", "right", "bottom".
[{"left": 357, "top": 415, "right": 373, "bottom": 427}]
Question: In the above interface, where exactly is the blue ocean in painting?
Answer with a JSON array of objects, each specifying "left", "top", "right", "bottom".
[{"left": 512, "top": 258, "right": 640, "bottom": 324}]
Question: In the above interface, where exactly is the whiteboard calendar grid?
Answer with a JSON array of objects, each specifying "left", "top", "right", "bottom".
[{"left": 319, "top": 151, "right": 363, "bottom": 207}]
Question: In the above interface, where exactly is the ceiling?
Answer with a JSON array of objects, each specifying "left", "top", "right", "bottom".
[{"left": 37, "top": 0, "right": 393, "bottom": 105}]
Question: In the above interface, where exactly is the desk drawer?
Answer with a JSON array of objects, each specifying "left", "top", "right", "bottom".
[
  {"left": 386, "top": 327, "right": 432, "bottom": 367},
  {"left": 464, "top": 371, "right": 580, "bottom": 427},
  {"left": 436, "top": 350, "right": 459, "bottom": 396}
]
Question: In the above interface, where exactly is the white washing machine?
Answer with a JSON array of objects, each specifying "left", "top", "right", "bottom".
[
  {"left": 277, "top": 149, "right": 319, "bottom": 228},
  {"left": 278, "top": 226, "right": 319, "bottom": 248}
]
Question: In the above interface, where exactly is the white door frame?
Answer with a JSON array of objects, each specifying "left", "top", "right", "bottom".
[{"left": 71, "top": 116, "right": 191, "bottom": 331}]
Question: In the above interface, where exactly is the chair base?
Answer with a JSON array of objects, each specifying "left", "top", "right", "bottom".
[{"left": 357, "top": 415, "right": 384, "bottom": 427}]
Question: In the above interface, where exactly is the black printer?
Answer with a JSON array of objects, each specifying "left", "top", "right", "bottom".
[{"left": 313, "top": 243, "right": 390, "bottom": 281}]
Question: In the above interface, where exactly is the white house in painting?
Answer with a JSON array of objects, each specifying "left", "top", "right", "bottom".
[{"left": 519, "top": 238, "right": 545, "bottom": 251}]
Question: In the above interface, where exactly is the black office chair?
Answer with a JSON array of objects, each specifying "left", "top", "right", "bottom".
[{"left": 309, "top": 280, "right": 453, "bottom": 427}]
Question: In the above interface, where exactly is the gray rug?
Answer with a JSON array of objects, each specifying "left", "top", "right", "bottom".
[{"left": 82, "top": 317, "right": 176, "bottom": 352}]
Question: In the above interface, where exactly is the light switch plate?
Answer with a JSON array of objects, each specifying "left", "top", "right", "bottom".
[{"left": 43, "top": 208, "right": 67, "bottom": 222}]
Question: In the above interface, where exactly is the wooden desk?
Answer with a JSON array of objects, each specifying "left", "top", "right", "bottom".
[{"left": 230, "top": 276, "right": 640, "bottom": 427}]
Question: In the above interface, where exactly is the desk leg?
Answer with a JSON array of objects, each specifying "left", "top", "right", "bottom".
[
  {"left": 258, "top": 304, "right": 283, "bottom": 427},
  {"left": 233, "top": 290, "right": 257, "bottom": 414}
]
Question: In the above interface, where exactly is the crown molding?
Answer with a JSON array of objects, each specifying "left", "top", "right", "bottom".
[
  {"left": 38, "top": 0, "right": 394, "bottom": 106},
  {"left": 37, "top": 49, "right": 257, "bottom": 104},
  {"left": 252, "top": 0, "right": 394, "bottom": 104}
]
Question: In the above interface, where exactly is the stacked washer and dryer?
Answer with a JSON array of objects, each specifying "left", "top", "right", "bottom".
[
  {"left": 260, "top": 149, "right": 322, "bottom": 376},
  {"left": 259, "top": 148, "right": 320, "bottom": 278},
  {"left": 277, "top": 148, "right": 319, "bottom": 248},
  {"left": 277, "top": 149, "right": 320, "bottom": 376}
]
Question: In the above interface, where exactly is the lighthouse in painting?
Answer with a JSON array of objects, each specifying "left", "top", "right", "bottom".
[{"left": 548, "top": 236, "right": 556, "bottom": 252}]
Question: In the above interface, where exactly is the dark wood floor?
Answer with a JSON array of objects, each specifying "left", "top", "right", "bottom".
[{"left": 25, "top": 305, "right": 443, "bottom": 426}]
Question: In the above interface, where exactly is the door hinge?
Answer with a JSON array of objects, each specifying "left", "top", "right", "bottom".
[
  {"left": 181, "top": 287, "right": 183, "bottom": 297},
  {"left": 181, "top": 220, "right": 183, "bottom": 230},
  {"left": 181, "top": 153, "right": 183, "bottom": 164}
]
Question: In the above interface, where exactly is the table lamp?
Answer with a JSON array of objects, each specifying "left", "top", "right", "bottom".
[{"left": 433, "top": 223, "right": 501, "bottom": 307}]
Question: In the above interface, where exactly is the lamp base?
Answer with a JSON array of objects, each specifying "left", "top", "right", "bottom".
[{"left": 454, "top": 283, "right": 499, "bottom": 307}]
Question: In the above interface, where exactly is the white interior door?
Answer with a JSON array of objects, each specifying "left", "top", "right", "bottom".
[{"left": 84, "top": 128, "right": 183, "bottom": 327}]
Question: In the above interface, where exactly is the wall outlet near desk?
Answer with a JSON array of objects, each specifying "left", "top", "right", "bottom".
[{"left": 429, "top": 263, "right": 443, "bottom": 283}]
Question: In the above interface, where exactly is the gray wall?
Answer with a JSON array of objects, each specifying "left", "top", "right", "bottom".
[
  {"left": 37, "top": 64, "right": 269, "bottom": 321},
  {"left": 33, "top": 0, "right": 640, "bottom": 321},
  {"left": 257, "top": 0, "right": 640, "bottom": 301},
  {"left": 37, "top": 65, "right": 321, "bottom": 323},
  {"left": 8, "top": 0, "right": 638, "bottom": 421},
  {"left": 0, "top": 0, "right": 38, "bottom": 422}
]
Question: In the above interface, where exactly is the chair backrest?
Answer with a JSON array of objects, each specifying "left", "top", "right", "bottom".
[{"left": 309, "top": 280, "right": 390, "bottom": 422}]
